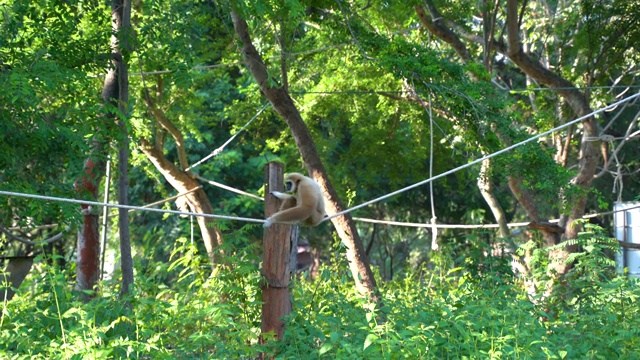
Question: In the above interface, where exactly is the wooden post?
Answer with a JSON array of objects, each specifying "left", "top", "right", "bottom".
[{"left": 262, "top": 162, "right": 294, "bottom": 342}]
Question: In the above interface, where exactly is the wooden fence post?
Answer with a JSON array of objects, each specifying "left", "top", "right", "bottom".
[{"left": 262, "top": 162, "right": 295, "bottom": 343}]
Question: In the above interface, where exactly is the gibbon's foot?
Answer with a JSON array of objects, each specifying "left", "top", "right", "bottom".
[{"left": 263, "top": 217, "right": 274, "bottom": 228}]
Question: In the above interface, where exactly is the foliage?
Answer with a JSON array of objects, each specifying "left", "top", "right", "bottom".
[
  {"left": 3, "top": 232, "right": 640, "bottom": 359},
  {"left": 2, "top": 0, "right": 640, "bottom": 358}
]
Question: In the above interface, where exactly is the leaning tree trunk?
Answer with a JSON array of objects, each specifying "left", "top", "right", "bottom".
[
  {"left": 138, "top": 82, "right": 222, "bottom": 266},
  {"left": 231, "top": 11, "right": 380, "bottom": 304},
  {"left": 478, "top": 158, "right": 510, "bottom": 238},
  {"left": 139, "top": 139, "right": 222, "bottom": 265}
]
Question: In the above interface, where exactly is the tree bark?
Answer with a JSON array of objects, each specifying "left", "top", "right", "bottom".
[
  {"left": 415, "top": 5, "right": 472, "bottom": 62},
  {"left": 75, "top": 156, "right": 104, "bottom": 299},
  {"left": 108, "top": 0, "right": 134, "bottom": 296},
  {"left": 139, "top": 66, "right": 224, "bottom": 268},
  {"left": 2, "top": 257, "right": 33, "bottom": 301},
  {"left": 478, "top": 158, "right": 510, "bottom": 238},
  {"left": 505, "top": 0, "right": 599, "bottom": 274},
  {"left": 139, "top": 139, "right": 222, "bottom": 265},
  {"left": 143, "top": 89, "right": 189, "bottom": 170},
  {"left": 230, "top": 11, "right": 380, "bottom": 304}
]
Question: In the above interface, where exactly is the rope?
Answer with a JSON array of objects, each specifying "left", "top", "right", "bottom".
[
  {"left": 408, "top": 77, "right": 440, "bottom": 249},
  {"left": 0, "top": 190, "right": 266, "bottom": 224},
  {"left": 105, "top": 186, "right": 203, "bottom": 218},
  {"left": 1, "top": 193, "right": 636, "bottom": 231},
  {"left": 195, "top": 175, "right": 264, "bottom": 201},
  {"left": 427, "top": 93, "right": 439, "bottom": 250},
  {"left": 136, "top": 186, "right": 203, "bottom": 209},
  {"left": 323, "top": 91, "right": 640, "bottom": 222},
  {"left": 353, "top": 204, "right": 640, "bottom": 229},
  {"left": 290, "top": 85, "right": 640, "bottom": 95},
  {"left": 2, "top": 95, "right": 637, "bottom": 230},
  {"left": 353, "top": 217, "right": 532, "bottom": 229},
  {"left": 185, "top": 103, "right": 270, "bottom": 172}
]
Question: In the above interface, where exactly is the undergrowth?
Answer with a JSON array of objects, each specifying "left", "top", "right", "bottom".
[{"left": 1, "top": 228, "right": 640, "bottom": 359}]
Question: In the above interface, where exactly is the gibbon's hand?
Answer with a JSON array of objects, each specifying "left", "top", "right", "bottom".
[
  {"left": 270, "top": 191, "right": 287, "bottom": 199},
  {"left": 263, "top": 192, "right": 289, "bottom": 228}
]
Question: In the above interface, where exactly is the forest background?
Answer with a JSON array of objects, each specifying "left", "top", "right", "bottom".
[{"left": 1, "top": 0, "right": 640, "bottom": 358}]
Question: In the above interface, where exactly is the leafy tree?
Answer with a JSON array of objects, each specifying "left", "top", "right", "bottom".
[{"left": 0, "top": 1, "right": 114, "bottom": 289}]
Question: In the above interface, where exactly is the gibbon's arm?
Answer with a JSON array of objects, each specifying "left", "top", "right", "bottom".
[
  {"left": 264, "top": 191, "right": 297, "bottom": 228},
  {"left": 270, "top": 191, "right": 294, "bottom": 201},
  {"left": 263, "top": 205, "right": 316, "bottom": 228}
]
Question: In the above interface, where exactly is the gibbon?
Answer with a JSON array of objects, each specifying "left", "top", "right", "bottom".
[{"left": 263, "top": 172, "right": 325, "bottom": 228}]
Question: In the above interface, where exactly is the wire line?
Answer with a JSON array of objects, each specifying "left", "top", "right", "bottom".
[
  {"left": 185, "top": 103, "right": 270, "bottom": 172},
  {"left": 324, "top": 91, "right": 640, "bottom": 222},
  {"left": 0, "top": 190, "right": 265, "bottom": 224}
]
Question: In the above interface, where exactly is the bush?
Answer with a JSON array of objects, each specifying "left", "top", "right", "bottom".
[{"left": 2, "top": 230, "right": 640, "bottom": 359}]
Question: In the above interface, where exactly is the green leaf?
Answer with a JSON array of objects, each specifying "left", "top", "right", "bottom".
[
  {"left": 364, "top": 334, "right": 378, "bottom": 350},
  {"left": 319, "top": 342, "right": 333, "bottom": 355}
]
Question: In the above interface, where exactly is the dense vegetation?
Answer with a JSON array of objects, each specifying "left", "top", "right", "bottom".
[
  {"left": 1, "top": 0, "right": 639, "bottom": 358},
  {"left": 3, "top": 233, "right": 640, "bottom": 359}
]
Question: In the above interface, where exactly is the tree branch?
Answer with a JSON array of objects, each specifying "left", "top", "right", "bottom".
[
  {"left": 143, "top": 89, "right": 190, "bottom": 171},
  {"left": 0, "top": 224, "right": 69, "bottom": 246},
  {"left": 415, "top": 4, "right": 472, "bottom": 62}
]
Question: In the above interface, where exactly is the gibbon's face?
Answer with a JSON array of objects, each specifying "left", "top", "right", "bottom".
[
  {"left": 284, "top": 173, "right": 301, "bottom": 193},
  {"left": 285, "top": 179, "right": 294, "bottom": 192}
]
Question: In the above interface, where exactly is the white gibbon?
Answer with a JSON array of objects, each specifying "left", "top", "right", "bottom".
[{"left": 263, "top": 172, "right": 325, "bottom": 228}]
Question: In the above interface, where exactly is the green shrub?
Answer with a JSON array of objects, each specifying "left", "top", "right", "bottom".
[{"left": 2, "top": 227, "right": 640, "bottom": 359}]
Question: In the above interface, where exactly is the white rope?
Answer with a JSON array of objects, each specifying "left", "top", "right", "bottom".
[
  {"left": 195, "top": 175, "right": 263, "bottom": 201},
  {"left": 185, "top": 103, "right": 270, "bottom": 171},
  {"left": 353, "top": 205, "right": 640, "bottom": 229},
  {"left": 106, "top": 186, "right": 203, "bottom": 218},
  {"left": 1, "top": 193, "right": 635, "bottom": 231},
  {"left": 353, "top": 217, "right": 533, "bottom": 228},
  {"left": 0, "top": 190, "right": 265, "bottom": 224},
  {"left": 427, "top": 93, "right": 439, "bottom": 250},
  {"left": 100, "top": 159, "right": 111, "bottom": 281},
  {"left": 137, "top": 186, "right": 203, "bottom": 209},
  {"left": 324, "top": 91, "right": 640, "bottom": 222}
]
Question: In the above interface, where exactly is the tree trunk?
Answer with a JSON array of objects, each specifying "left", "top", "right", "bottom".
[
  {"left": 75, "top": 156, "right": 104, "bottom": 299},
  {"left": 2, "top": 257, "right": 33, "bottom": 301},
  {"left": 107, "top": 0, "right": 134, "bottom": 296},
  {"left": 139, "top": 73, "right": 222, "bottom": 267},
  {"left": 505, "top": 0, "right": 599, "bottom": 274},
  {"left": 139, "top": 139, "right": 222, "bottom": 265},
  {"left": 478, "top": 158, "right": 510, "bottom": 238},
  {"left": 416, "top": 0, "right": 601, "bottom": 277},
  {"left": 230, "top": 11, "right": 380, "bottom": 304}
]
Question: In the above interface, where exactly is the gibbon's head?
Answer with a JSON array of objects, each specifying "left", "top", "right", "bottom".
[{"left": 284, "top": 173, "right": 305, "bottom": 193}]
